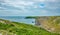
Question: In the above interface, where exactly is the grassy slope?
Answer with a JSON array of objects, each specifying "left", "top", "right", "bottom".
[{"left": 0, "top": 19, "right": 60, "bottom": 35}]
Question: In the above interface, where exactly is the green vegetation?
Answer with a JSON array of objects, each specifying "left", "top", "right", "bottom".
[
  {"left": 0, "top": 19, "right": 60, "bottom": 35},
  {"left": 25, "top": 16, "right": 39, "bottom": 19}
]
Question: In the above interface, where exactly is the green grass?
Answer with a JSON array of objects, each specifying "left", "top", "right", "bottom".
[{"left": 0, "top": 19, "right": 60, "bottom": 35}]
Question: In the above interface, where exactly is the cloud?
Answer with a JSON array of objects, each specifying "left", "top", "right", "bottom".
[
  {"left": 4, "top": 0, "right": 34, "bottom": 6},
  {"left": 34, "top": 0, "right": 58, "bottom": 2},
  {"left": 0, "top": 0, "right": 60, "bottom": 16}
]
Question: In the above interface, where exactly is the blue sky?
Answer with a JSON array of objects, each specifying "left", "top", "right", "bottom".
[{"left": 0, "top": 0, "right": 60, "bottom": 16}]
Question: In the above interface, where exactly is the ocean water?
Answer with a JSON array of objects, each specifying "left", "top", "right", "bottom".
[{"left": 0, "top": 16, "right": 35, "bottom": 25}]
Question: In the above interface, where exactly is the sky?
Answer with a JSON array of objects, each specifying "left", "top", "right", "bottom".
[{"left": 0, "top": 0, "right": 60, "bottom": 16}]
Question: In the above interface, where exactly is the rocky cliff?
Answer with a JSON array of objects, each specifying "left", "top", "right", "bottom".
[{"left": 35, "top": 16, "right": 60, "bottom": 34}]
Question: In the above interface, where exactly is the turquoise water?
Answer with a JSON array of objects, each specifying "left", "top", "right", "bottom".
[{"left": 0, "top": 16, "right": 35, "bottom": 25}]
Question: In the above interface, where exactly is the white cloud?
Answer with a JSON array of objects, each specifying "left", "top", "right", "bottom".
[
  {"left": 34, "top": 0, "right": 59, "bottom": 2},
  {"left": 46, "top": 6, "right": 59, "bottom": 10},
  {"left": 41, "top": 10, "right": 48, "bottom": 13},
  {"left": 0, "top": 0, "right": 60, "bottom": 16},
  {"left": 34, "top": 6, "right": 38, "bottom": 8},
  {"left": 4, "top": 0, "right": 34, "bottom": 6},
  {"left": 39, "top": 0, "right": 46, "bottom": 2},
  {"left": 47, "top": 0, "right": 56, "bottom": 2},
  {"left": 33, "top": 0, "right": 45, "bottom": 2}
]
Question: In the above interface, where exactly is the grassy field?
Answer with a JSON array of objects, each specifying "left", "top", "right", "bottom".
[{"left": 0, "top": 19, "right": 60, "bottom": 35}]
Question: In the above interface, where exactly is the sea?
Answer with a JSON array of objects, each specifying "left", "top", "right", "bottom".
[{"left": 0, "top": 16, "right": 35, "bottom": 25}]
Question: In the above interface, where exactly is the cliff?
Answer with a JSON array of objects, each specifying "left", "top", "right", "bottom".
[{"left": 35, "top": 16, "right": 60, "bottom": 34}]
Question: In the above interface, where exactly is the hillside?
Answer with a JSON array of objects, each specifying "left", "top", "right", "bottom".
[
  {"left": 35, "top": 16, "right": 60, "bottom": 33},
  {"left": 26, "top": 16, "right": 60, "bottom": 34},
  {"left": 0, "top": 19, "right": 60, "bottom": 35}
]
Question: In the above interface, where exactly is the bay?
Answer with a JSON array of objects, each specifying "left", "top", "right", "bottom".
[{"left": 0, "top": 16, "right": 35, "bottom": 25}]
